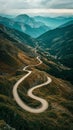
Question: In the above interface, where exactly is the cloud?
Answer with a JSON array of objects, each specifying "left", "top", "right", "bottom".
[
  {"left": 0, "top": 0, "right": 73, "bottom": 9},
  {"left": 49, "top": 0, "right": 73, "bottom": 9},
  {"left": 0, "top": 0, "right": 73, "bottom": 15},
  {"left": 1, "top": 9, "right": 73, "bottom": 16}
]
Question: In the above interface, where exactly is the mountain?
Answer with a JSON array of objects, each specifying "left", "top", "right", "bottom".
[
  {"left": 0, "top": 23, "right": 73, "bottom": 130},
  {"left": 37, "top": 24, "right": 73, "bottom": 68},
  {"left": 0, "top": 24, "right": 37, "bottom": 48},
  {"left": 14, "top": 14, "right": 48, "bottom": 28},
  {"left": 0, "top": 23, "right": 39, "bottom": 77},
  {"left": 0, "top": 27, "right": 27, "bottom": 72},
  {"left": 14, "top": 14, "right": 31, "bottom": 23},
  {"left": 0, "top": 15, "right": 50, "bottom": 38},
  {"left": 0, "top": 24, "right": 38, "bottom": 75},
  {"left": 60, "top": 20, "right": 73, "bottom": 28},
  {"left": 24, "top": 24, "right": 49, "bottom": 38},
  {"left": 13, "top": 14, "right": 51, "bottom": 37},
  {"left": 0, "top": 15, "right": 73, "bottom": 38},
  {"left": 34, "top": 16, "right": 73, "bottom": 29},
  {"left": 12, "top": 21, "right": 49, "bottom": 38},
  {"left": 0, "top": 16, "right": 15, "bottom": 28}
]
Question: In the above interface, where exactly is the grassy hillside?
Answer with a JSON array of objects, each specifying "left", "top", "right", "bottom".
[
  {"left": 0, "top": 25, "right": 38, "bottom": 74},
  {"left": 0, "top": 24, "right": 37, "bottom": 57},
  {"left": 0, "top": 120, "right": 16, "bottom": 130},
  {"left": 0, "top": 33, "right": 22, "bottom": 68},
  {"left": 0, "top": 24, "right": 36, "bottom": 47},
  {"left": 36, "top": 47, "right": 73, "bottom": 84},
  {"left": 0, "top": 43, "right": 73, "bottom": 130},
  {"left": 38, "top": 24, "right": 73, "bottom": 68},
  {"left": 0, "top": 63, "right": 73, "bottom": 130},
  {"left": 0, "top": 23, "right": 73, "bottom": 130}
]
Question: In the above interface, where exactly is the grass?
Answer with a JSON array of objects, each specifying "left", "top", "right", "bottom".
[
  {"left": 0, "top": 51, "right": 73, "bottom": 130},
  {"left": 0, "top": 67, "right": 73, "bottom": 130}
]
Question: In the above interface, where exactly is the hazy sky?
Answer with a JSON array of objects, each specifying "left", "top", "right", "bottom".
[{"left": 0, "top": 0, "right": 73, "bottom": 15}]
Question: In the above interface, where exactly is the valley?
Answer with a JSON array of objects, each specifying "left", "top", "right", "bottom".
[{"left": 0, "top": 14, "right": 73, "bottom": 130}]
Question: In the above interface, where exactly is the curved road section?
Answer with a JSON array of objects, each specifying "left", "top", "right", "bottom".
[{"left": 13, "top": 56, "right": 52, "bottom": 113}]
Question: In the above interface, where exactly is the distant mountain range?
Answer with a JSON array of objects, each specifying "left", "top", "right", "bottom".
[
  {"left": 34, "top": 16, "right": 73, "bottom": 29},
  {"left": 0, "top": 14, "right": 73, "bottom": 38},
  {"left": 12, "top": 14, "right": 50, "bottom": 38},
  {"left": 0, "top": 15, "right": 50, "bottom": 38}
]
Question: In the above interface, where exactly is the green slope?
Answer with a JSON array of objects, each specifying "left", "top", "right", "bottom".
[
  {"left": 0, "top": 23, "right": 73, "bottom": 130},
  {"left": 38, "top": 24, "right": 73, "bottom": 68}
]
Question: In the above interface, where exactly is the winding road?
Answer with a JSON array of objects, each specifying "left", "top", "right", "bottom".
[{"left": 13, "top": 56, "right": 52, "bottom": 113}]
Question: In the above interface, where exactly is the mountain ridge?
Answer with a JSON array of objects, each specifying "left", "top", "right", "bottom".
[
  {"left": 0, "top": 15, "right": 73, "bottom": 130},
  {"left": 37, "top": 23, "right": 73, "bottom": 68},
  {"left": 0, "top": 15, "right": 50, "bottom": 38}
]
